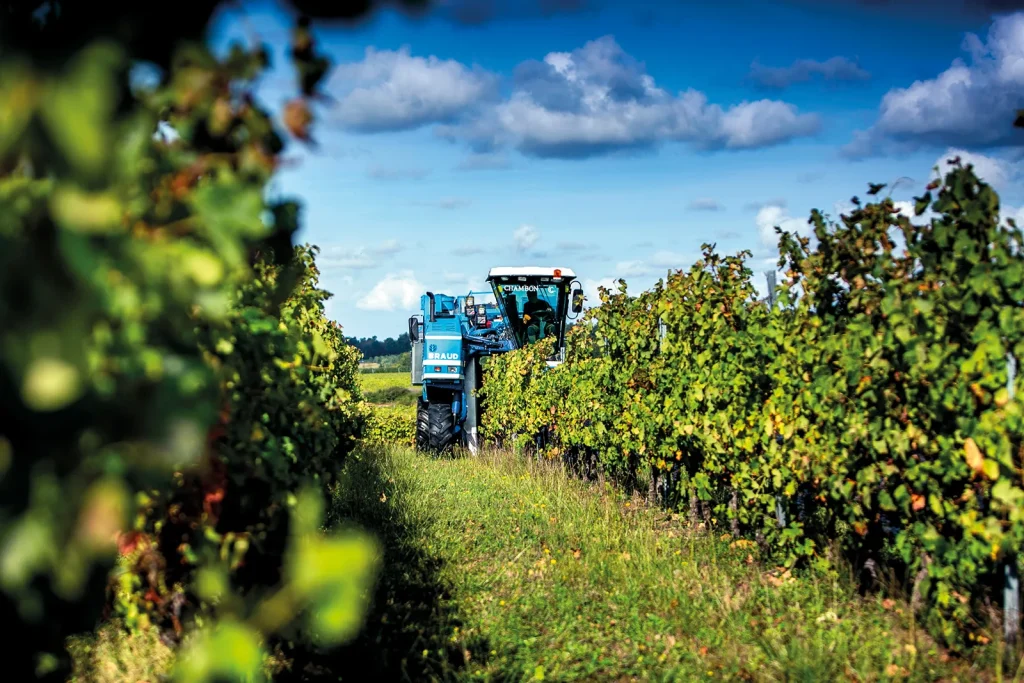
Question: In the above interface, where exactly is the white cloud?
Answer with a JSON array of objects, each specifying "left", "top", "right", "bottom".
[
  {"left": 357, "top": 271, "right": 425, "bottom": 311},
  {"left": 513, "top": 224, "right": 540, "bottom": 251},
  {"left": 581, "top": 277, "right": 626, "bottom": 307},
  {"left": 1004, "top": 204, "right": 1024, "bottom": 223},
  {"left": 933, "top": 148, "right": 1016, "bottom": 188},
  {"left": 844, "top": 13, "right": 1024, "bottom": 156},
  {"left": 615, "top": 260, "right": 650, "bottom": 277},
  {"left": 649, "top": 250, "right": 695, "bottom": 269},
  {"left": 370, "top": 239, "right": 404, "bottom": 256},
  {"left": 332, "top": 46, "right": 498, "bottom": 132},
  {"left": 437, "top": 36, "right": 819, "bottom": 159},
  {"left": 756, "top": 203, "right": 810, "bottom": 250}
]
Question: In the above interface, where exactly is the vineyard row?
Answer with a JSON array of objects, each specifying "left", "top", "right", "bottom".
[{"left": 478, "top": 160, "right": 1024, "bottom": 651}]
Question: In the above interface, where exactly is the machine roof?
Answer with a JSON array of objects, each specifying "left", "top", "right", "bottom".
[{"left": 486, "top": 266, "right": 577, "bottom": 279}]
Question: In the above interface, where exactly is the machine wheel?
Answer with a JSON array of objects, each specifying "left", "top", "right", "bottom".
[
  {"left": 415, "top": 398, "right": 430, "bottom": 451},
  {"left": 427, "top": 401, "right": 456, "bottom": 453}
]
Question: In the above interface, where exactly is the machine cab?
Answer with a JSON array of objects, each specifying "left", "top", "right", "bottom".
[{"left": 486, "top": 267, "right": 584, "bottom": 359}]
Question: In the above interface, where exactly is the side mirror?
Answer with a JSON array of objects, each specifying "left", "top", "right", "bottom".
[
  {"left": 408, "top": 315, "right": 419, "bottom": 343},
  {"left": 571, "top": 290, "right": 584, "bottom": 314}
]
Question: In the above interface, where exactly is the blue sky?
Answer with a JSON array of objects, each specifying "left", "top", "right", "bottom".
[{"left": 207, "top": 0, "right": 1024, "bottom": 339}]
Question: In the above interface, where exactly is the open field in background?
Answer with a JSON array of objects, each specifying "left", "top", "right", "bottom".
[
  {"left": 320, "top": 446, "right": 988, "bottom": 682},
  {"left": 361, "top": 373, "right": 418, "bottom": 446},
  {"left": 360, "top": 371, "right": 417, "bottom": 397}
]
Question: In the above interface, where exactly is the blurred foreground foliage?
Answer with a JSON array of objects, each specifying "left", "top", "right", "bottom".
[{"left": 0, "top": 0, "right": 427, "bottom": 679}]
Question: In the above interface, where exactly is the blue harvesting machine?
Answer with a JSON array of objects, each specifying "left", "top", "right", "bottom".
[{"left": 408, "top": 266, "right": 585, "bottom": 454}]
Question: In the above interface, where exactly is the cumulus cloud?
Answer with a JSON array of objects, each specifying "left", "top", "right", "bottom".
[
  {"left": 385, "top": 36, "right": 821, "bottom": 160},
  {"left": 649, "top": 250, "right": 695, "bottom": 269},
  {"left": 480, "top": 36, "right": 820, "bottom": 158},
  {"left": 370, "top": 239, "right": 404, "bottom": 256},
  {"left": 513, "top": 224, "right": 540, "bottom": 251},
  {"left": 687, "top": 197, "right": 724, "bottom": 211},
  {"left": 332, "top": 46, "right": 499, "bottom": 133},
  {"left": 843, "top": 13, "right": 1024, "bottom": 157},
  {"left": 357, "top": 271, "right": 425, "bottom": 311},
  {"left": 748, "top": 56, "right": 870, "bottom": 90},
  {"left": 933, "top": 148, "right": 1016, "bottom": 188},
  {"left": 1003, "top": 204, "right": 1024, "bottom": 225},
  {"left": 755, "top": 203, "right": 811, "bottom": 250},
  {"left": 582, "top": 277, "right": 626, "bottom": 306},
  {"left": 615, "top": 260, "right": 650, "bottom": 277},
  {"left": 606, "top": 249, "right": 699, "bottom": 281}
]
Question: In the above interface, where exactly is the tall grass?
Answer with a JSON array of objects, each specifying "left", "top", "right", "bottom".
[{"left": 327, "top": 446, "right": 981, "bottom": 682}]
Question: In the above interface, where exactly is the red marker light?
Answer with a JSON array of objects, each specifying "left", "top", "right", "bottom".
[{"left": 554, "top": 269, "right": 561, "bottom": 277}]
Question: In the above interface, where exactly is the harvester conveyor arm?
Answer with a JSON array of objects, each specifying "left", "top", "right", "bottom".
[{"left": 463, "top": 332, "right": 505, "bottom": 347}]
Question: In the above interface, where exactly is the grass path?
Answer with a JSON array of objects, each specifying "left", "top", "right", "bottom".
[{"left": 309, "top": 446, "right": 983, "bottom": 683}]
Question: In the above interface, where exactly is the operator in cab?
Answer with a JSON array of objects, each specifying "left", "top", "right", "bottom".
[
  {"left": 522, "top": 289, "right": 555, "bottom": 341},
  {"left": 523, "top": 289, "right": 553, "bottom": 320}
]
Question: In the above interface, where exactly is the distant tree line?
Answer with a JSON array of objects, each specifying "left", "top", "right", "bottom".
[{"left": 346, "top": 332, "right": 411, "bottom": 359}]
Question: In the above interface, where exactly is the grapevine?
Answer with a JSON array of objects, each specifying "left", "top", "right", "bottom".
[{"left": 481, "top": 158, "right": 1024, "bottom": 649}]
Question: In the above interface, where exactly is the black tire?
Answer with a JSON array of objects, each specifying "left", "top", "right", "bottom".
[
  {"left": 415, "top": 398, "right": 430, "bottom": 451},
  {"left": 427, "top": 401, "right": 456, "bottom": 453}
]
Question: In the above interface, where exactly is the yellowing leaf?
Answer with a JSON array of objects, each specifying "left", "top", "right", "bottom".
[
  {"left": 995, "top": 387, "right": 1010, "bottom": 408},
  {"left": 964, "top": 438, "right": 984, "bottom": 475},
  {"left": 983, "top": 459, "right": 1000, "bottom": 481},
  {"left": 50, "top": 185, "right": 122, "bottom": 233},
  {"left": 185, "top": 250, "right": 226, "bottom": 287},
  {"left": 22, "top": 357, "right": 83, "bottom": 412}
]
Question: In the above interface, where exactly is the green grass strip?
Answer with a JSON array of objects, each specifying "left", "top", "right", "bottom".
[{"left": 319, "top": 447, "right": 979, "bottom": 682}]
